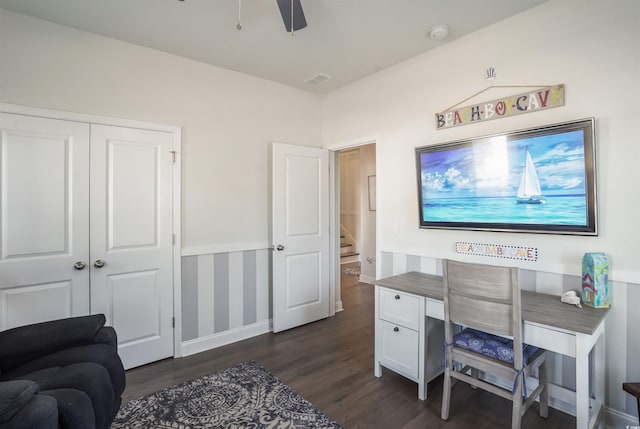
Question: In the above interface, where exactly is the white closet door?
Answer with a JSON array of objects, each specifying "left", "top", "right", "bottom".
[
  {"left": 89, "top": 124, "right": 174, "bottom": 369},
  {"left": 0, "top": 113, "right": 90, "bottom": 330}
]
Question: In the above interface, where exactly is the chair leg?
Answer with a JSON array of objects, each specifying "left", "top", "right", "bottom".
[
  {"left": 512, "top": 376, "right": 523, "bottom": 429},
  {"left": 441, "top": 367, "right": 452, "bottom": 420},
  {"left": 539, "top": 361, "right": 549, "bottom": 419},
  {"left": 470, "top": 368, "right": 479, "bottom": 389}
]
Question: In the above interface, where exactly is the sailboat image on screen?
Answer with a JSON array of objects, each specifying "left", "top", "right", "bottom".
[{"left": 516, "top": 146, "right": 546, "bottom": 204}]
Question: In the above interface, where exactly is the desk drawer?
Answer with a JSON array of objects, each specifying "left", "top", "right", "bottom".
[
  {"left": 379, "top": 287, "right": 421, "bottom": 330},
  {"left": 378, "top": 319, "right": 419, "bottom": 379}
]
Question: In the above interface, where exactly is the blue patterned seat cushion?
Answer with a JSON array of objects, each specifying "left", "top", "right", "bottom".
[{"left": 453, "top": 328, "right": 539, "bottom": 365}]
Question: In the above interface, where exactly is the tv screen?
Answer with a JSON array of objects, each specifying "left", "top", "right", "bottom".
[{"left": 415, "top": 118, "right": 597, "bottom": 235}]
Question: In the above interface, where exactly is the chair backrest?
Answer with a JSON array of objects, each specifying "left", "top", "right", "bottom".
[{"left": 442, "top": 259, "right": 523, "bottom": 364}]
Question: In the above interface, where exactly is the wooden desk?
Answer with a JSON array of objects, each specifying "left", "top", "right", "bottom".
[{"left": 374, "top": 271, "right": 610, "bottom": 429}]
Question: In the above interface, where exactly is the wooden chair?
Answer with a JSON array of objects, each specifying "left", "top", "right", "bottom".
[{"left": 441, "top": 259, "right": 548, "bottom": 429}]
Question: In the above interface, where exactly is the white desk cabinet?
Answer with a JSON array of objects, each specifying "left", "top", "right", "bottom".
[{"left": 374, "top": 285, "right": 444, "bottom": 400}]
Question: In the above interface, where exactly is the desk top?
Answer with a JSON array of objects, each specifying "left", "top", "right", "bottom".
[{"left": 375, "top": 271, "right": 610, "bottom": 336}]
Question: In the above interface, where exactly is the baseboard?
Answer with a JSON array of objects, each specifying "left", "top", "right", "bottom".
[
  {"left": 335, "top": 300, "right": 344, "bottom": 313},
  {"left": 359, "top": 274, "right": 375, "bottom": 285},
  {"left": 604, "top": 406, "right": 637, "bottom": 428},
  {"left": 181, "top": 320, "right": 271, "bottom": 357},
  {"left": 479, "top": 374, "right": 634, "bottom": 427}
]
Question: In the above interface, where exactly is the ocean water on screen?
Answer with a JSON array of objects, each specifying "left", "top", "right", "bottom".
[{"left": 423, "top": 194, "right": 587, "bottom": 225}]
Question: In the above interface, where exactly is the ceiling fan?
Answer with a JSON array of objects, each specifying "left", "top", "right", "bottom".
[
  {"left": 233, "top": 0, "right": 307, "bottom": 34},
  {"left": 180, "top": 0, "right": 307, "bottom": 34},
  {"left": 276, "top": 0, "right": 307, "bottom": 33}
]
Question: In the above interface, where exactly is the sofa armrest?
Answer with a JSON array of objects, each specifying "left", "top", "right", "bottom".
[
  {"left": 1, "top": 393, "right": 58, "bottom": 429},
  {"left": 0, "top": 315, "right": 106, "bottom": 372},
  {"left": 94, "top": 326, "right": 118, "bottom": 349},
  {"left": 0, "top": 380, "right": 39, "bottom": 423}
]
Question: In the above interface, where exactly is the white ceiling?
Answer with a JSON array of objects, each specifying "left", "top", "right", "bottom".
[{"left": 0, "top": 0, "right": 547, "bottom": 94}]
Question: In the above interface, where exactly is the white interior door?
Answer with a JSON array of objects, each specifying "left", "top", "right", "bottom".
[
  {"left": 0, "top": 113, "right": 90, "bottom": 330},
  {"left": 272, "top": 143, "right": 330, "bottom": 333},
  {"left": 89, "top": 124, "right": 175, "bottom": 369}
]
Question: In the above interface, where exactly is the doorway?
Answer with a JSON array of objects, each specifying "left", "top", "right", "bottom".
[{"left": 336, "top": 143, "right": 376, "bottom": 309}]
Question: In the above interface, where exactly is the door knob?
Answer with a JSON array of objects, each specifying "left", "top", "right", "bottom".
[
  {"left": 73, "top": 261, "right": 86, "bottom": 270},
  {"left": 94, "top": 260, "right": 106, "bottom": 268},
  {"left": 276, "top": 245, "right": 285, "bottom": 251}
]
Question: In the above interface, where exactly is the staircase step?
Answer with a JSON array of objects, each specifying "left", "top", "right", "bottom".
[
  {"left": 340, "top": 252, "right": 359, "bottom": 258},
  {"left": 340, "top": 243, "right": 352, "bottom": 248}
]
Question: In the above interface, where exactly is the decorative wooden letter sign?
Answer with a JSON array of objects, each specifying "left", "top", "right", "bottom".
[{"left": 436, "top": 84, "right": 565, "bottom": 130}]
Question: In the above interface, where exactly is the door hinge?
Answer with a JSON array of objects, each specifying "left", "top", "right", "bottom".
[
  {"left": 172, "top": 317, "right": 175, "bottom": 328},
  {"left": 170, "top": 151, "right": 177, "bottom": 163},
  {"left": 172, "top": 234, "right": 176, "bottom": 245}
]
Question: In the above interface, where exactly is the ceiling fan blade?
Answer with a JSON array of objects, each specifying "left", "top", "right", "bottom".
[{"left": 276, "top": 0, "right": 307, "bottom": 32}]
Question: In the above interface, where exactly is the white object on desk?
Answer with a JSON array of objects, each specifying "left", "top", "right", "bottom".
[{"left": 561, "top": 290, "right": 582, "bottom": 308}]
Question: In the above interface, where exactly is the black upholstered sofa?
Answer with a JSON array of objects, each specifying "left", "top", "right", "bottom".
[{"left": 0, "top": 314, "right": 126, "bottom": 429}]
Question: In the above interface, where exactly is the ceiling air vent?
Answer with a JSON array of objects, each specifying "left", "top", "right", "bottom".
[{"left": 305, "top": 73, "right": 333, "bottom": 86}]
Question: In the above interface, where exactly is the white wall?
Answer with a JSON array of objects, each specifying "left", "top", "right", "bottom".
[
  {"left": 339, "top": 149, "right": 361, "bottom": 254},
  {"left": 0, "top": 8, "right": 322, "bottom": 250},
  {"left": 359, "top": 144, "right": 376, "bottom": 283},
  {"left": 321, "top": 0, "right": 640, "bottom": 422},
  {"left": 321, "top": 0, "right": 640, "bottom": 282}
]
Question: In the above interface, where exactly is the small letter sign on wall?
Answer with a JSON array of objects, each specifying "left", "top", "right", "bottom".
[
  {"left": 436, "top": 84, "right": 565, "bottom": 130},
  {"left": 455, "top": 241, "right": 538, "bottom": 262}
]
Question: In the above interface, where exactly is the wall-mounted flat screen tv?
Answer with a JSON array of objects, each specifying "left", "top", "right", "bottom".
[{"left": 415, "top": 118, "right": 597, "bottom": 235}]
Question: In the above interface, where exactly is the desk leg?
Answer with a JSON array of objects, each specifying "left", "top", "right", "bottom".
[
  {"left": 418, "top": 380, "right": 426, "bottom": 400},
  {"left": 575, "top": 334, "right": 590, "bottom": 429},
  {"left": 374, "top": 287, "right": 382, "bottom": 378},
  {"left": 593, "top": 326, "right": 605, "bottom": 429}
]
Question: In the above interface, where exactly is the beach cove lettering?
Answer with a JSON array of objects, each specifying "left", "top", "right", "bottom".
[
  {"left": 455, "top": 242, "right": 538, "bottom": 261},
  {"left": 436, "top": 85, "right": 565, "bottom": 130}
]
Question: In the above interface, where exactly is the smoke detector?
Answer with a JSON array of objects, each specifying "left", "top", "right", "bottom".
[{"left": 429, "top": 25, "right": 449, "bottom": 40}]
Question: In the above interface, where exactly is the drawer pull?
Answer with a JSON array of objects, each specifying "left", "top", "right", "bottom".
[
  {"left": 395, "top": 294, "right": 400, "bottom": 300},
  {"left": 393, "top": 327, "right": 399, "bottom": 332}
]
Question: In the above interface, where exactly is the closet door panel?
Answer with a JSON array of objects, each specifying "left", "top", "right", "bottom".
[
  {"left": 0, "top": 113, "right": 90, "bottom": 330},
  {"left": 90, "top": 124, "right": 174, "bottom": 369},
  {"left": 109, "top": 141, "right": 158, "bottom": 248}
]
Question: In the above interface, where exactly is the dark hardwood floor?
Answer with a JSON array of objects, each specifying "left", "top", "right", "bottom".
[{"left": 122, "top": 272, "right": 575, "bottom": 428}]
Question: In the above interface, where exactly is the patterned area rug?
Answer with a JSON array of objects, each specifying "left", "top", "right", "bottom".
[{"left": 111, "top": 361, "right": 343, "bottom": 429}]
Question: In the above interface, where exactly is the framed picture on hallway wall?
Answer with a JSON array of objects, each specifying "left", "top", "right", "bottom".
[{"left": 368, "top": 175, "right": 376, "bottom": 211}]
